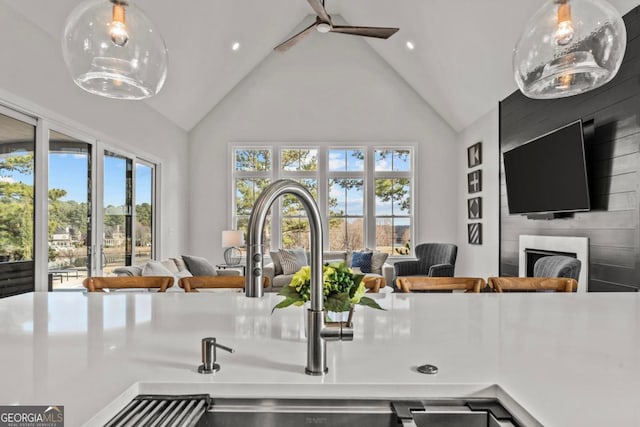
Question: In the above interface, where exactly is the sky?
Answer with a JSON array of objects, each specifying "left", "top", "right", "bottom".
[
  {"left": 1, "top": 152, "right": 152, "bottom": 207},
  {"left": 50, "top": 154, "right": 152, "bottom": 206}
]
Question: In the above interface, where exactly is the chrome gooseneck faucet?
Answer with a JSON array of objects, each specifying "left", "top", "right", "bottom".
[{"left": 245, "top": 179, "right": 353, "bottom": 375}]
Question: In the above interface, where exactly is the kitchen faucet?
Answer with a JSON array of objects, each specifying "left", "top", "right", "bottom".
[{"left": 245, "top": 179, "right": 353, "bottom": 375}]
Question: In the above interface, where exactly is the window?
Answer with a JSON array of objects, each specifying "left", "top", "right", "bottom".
[
  {"left": 0, "top": 112, "right": 35, "bottom": 263},
  {"left": 280, "top": 149, "right": 318, "bottom": 250},
  {"left": 327, "top": 149, "right": 365, "bottom": 251},
  {"left": 374, "top": 149, "right": 412, "bottom": 255},
  {"left": 232, "top": 149, "right": 272, "bottom": 251},
  {"left": 231, "top": 146, "right": 414, "bottom": 256},
  {"left": 0, "top": 102, "right": 159, "bottom": 293}
]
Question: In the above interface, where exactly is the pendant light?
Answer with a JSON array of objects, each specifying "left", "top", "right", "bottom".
[
  {"left": 513, "top": 0, "right": 626, "bottom": 99},
  {"left": 62, "top": 0, "right": 168, "bottom": 100}
]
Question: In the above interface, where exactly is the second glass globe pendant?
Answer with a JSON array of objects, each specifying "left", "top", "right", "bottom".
[
  {"left": 62, "top": 0, "right": 168, "bottom": 100},
  {"left": 513, "top": 0, "right": 627, "bottom": 99}
]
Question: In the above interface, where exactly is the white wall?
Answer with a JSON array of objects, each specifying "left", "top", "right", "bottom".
[
  {"left": 189, "top": 29, "right": 459, "bottom": 263},
  {"left": 456, "top": 107, "right": 499, "bottom": 277},
  {"left": 0, "top": 3, "right": 189, "bottom": 260}
]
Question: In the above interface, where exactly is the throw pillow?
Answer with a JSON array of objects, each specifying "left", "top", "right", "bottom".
[
  {"left": 270, "top": 251, "right": 283, "bottom": 276},
  {"left": 142, "top": 260, "right": 174, "bottom": 276},
  {"left": 113, "top": 266, "right": 143, "bottom": 277},
  {"left": 161, "top": 259, "right": 180, "bottom": 275},
  {"left": 171, "top": 256, "right": 188, "bottom": 272},
  {"left": 351, "top": 251, "right": 373, "bottom": 274},
  {"left": 182, "top": 255, "right": 218, "bottom": 276},
  {"left": 279, "top": 248, "right": 308, "bottom": 275},
  {"left": 370, "top": 251, "right": 389, "bottom": 275}
]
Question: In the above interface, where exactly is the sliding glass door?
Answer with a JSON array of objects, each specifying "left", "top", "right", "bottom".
[
  {"left": 0, "top": 103, "right": 159, "bottom": 295},
  {"left": 0, "top": 110, "right": 36, "bottom": 297},
  {"left": 134, "top": 161, "right": 154, "bottom": 265},
  {"left": 102, "top": 151, "right": 133, "bottom": 275},
  {"left": 48, "top": 131, "right": 92, "bottom": 289},
  {"left": 100, "top": 152, "right": 156, "bottom": 274}
]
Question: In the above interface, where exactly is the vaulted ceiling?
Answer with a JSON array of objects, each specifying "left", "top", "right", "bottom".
[{"left": 3, "top": 0, "right": 639, "bottom": 132}]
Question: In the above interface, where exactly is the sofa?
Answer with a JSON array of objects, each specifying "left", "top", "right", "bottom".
[
  {"left": 264, "top": 250, "right": 394, "bottom": 292},
  {"left": 113, "top": 255, "right": 241, "bottom": 278},
  {"left": 112, "top": 255, "right": 242, "bottom": 292}
]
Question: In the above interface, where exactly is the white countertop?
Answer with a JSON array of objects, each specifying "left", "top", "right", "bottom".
[{"left": 0, "top": 292, "right": 638, "bottom": 426}]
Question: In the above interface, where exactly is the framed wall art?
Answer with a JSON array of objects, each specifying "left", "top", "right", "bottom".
[
  {"left": 467, "top": 170, "right": 482, "bottom": 194},
  {"left": 467, "top": 142, "right": 482, "bottom": 168},
  {"left": 468, "top": 197, "right": 482, "bottom": 219},
  {"left": 468, "top": 223, "right": 482, "bottom": 245}
]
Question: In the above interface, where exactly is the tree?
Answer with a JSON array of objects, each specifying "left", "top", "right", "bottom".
[
  {"left": 0, "top": 153, "right": 35, "bottom": 259},
  {"left": 375, "top": 178, "right": 411, "bottom": 213},
  {"left": 136, "top": 203, "right": 152, "bottom": 227},
  {"left": 48, "top": 188, "right": 68, "bottom": 238}
]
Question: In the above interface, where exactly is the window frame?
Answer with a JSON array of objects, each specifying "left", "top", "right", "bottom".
[
  {"left": 230, "top": 144, "right": 415, "bottom": 258},
  {"left": 371, "top": 147, "right": 414, "bottom": 256},
  {"left": 327, "top": 147, "right": 366, "bottom": 252},
  {"left": 279, "top": 147, "right": 320, "bottom": 250}
]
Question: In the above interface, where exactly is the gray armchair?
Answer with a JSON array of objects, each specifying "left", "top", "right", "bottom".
[
  {"left": 394, "top": 243, "right": 458, "bottom": 280},
  {"left": 534, "top": 256, "right": 581, "bottom": 280}
]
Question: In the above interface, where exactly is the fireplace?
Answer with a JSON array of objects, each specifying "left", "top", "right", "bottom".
[{"left": 519, "top": 235, "right": 589, "bottom": 293}]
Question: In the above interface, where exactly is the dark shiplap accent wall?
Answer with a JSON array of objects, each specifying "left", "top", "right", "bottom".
[{"left": 499, "top": 7, "right": 640, "bottom": 292}]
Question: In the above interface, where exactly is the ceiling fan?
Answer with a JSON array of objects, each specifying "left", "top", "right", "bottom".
[{"left": 274, "top": 0, "right": 399, "bottom": 52}]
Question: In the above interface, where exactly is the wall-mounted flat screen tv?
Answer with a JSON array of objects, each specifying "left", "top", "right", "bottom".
[{"left": 503, "top": 120, "right": 590, "bottom": 215}]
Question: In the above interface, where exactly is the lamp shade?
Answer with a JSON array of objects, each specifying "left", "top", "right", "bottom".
[
  {"left": 62, "top": 0, "right": 168, "bottom": 100},
  {"left": 221, "top": 230, "right": 244, "bottom": 248},
  {"left": 513, "top": 0, "right": 626, "bottom": 99}
]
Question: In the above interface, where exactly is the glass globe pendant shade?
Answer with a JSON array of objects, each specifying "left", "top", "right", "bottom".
[
  {"left": 513, "top": 0, "right": 626, "bottom": 99},
  {"left": 62, "top": 0, "right": 168, "bottom": 100}
]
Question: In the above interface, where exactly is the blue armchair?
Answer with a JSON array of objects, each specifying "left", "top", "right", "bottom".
[{"left": 394, "top": 243, "right": 458, "bottom": 280}]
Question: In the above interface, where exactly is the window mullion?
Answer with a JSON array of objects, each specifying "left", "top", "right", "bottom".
[{"left": 366, "top": 147, "right": 376, "bottom": 250}]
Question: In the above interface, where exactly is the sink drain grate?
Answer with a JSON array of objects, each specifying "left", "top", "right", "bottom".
[{"left": 105, "top": 394, "right": 211, "bottom": 427}]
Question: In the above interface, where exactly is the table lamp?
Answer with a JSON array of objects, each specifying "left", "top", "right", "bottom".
[{"left": 222, "top": 230, "right": 244, "bottom": 266}]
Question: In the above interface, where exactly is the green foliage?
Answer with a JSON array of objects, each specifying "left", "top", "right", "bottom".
[
  {"left": 136, "top": 203, "right": 152, "bottom": 226},
  {"left": 235, "top": 149, "right": 271, "bottom": 171},
  {"left": 375, "top": 178, "right": 411, "bottom": 213},
  {"left": 1, "top": 151, "right": 155, "bottom": 261},
  {"left": 281, "top": 149, "right": 317, "bottom": 171},
  {"left": 233, "top": 148, "right": 411, "bottom": 253},
  {"left": 0, "top": 153, "right": 35, "bottom": 258},
  {"left": 272, "top": 262, "right": 384, "bottom": 313}
]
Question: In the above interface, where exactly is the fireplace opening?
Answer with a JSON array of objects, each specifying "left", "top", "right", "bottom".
[{"left": 525, "top": 249, "right": 577, "bottom": 277}]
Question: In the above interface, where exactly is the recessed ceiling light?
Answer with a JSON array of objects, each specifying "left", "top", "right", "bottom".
[
  {"left": 231, "top": 42, "right": 241, "bottom": 51},
  {"left": 406, "top": 41, "right": 415, "bottom": 50}
]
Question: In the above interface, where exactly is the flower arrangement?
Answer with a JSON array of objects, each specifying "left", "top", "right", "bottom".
[{"left": 272, "top": 261, "right": 384, "bottom": 313}]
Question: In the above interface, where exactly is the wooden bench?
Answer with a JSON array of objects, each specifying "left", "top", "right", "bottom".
[
  {"left": 488, "top": 277, "right": 577, "bottom": 293},
  {"left": 83, "top": 276, "right": 174, "bottom": 292},
  {"left": 396, "top": 276, "right": 486, "bottom": 293},
  {"left": 179, "top": 276, "right": 270, "bottom": 292}
]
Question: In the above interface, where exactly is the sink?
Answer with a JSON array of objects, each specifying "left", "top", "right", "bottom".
[
  {"left": 197, "top": 398, "right": 394, "bottom": 427},
  {"left": 198, "top": 398, "right": 520, "bottom": 427},
  {"left": 105, "top": 395, "right": 526, "bottom": 427}
]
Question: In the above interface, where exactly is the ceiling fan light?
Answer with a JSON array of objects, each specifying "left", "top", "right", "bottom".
[
  {"left": 513, "top": 0, "right": 626, "bottom": 99},
  {"left": 62, "top": 0, "right": 168, "bottom": 100},
  {"left": 316, "top": 22, "right": 331, "bottom": 33}
]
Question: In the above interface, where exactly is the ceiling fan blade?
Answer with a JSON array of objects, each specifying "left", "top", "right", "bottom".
[
  {"left": 274, "top": 22, "right": 317, "bottom": 52},
  {"left": 307, "top": 0, "right": 331, "bottom": 23},
  {"left": 330, "top": 26, "right": 399, "bottom": 39}
]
